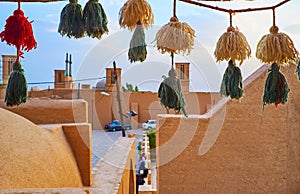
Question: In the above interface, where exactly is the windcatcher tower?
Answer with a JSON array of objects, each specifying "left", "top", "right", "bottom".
[{"left": 175, "top": 62, "right": 190, "bottom": 93}]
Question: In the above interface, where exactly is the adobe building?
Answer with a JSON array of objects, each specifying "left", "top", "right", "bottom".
[
  {"left": 27, "top": 61, "right": 221, "bottom": 130},
  {"left": 0, "top": 99, "right": 136, "bottom": 193},
  {"left": 156, "top": 64, "right": 300, "bottom": 193},
  {"left": 0, "top": 55, "right": 17, "bottom": 98},
  {"left": 54, "top": 53, "right": 74, "bottom": 89},
  {"left": 1, "top": 54, "right": 17, "bottom": 85}
]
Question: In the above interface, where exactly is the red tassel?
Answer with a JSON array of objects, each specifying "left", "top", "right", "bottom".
[{"left": 0, "top": 9, "right": 37, "bottom": 54}]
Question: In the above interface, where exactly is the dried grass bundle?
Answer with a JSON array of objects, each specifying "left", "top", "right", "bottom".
[
  {"left": 155, "top": 17, "right": 195, "bottom": 55},
  {"left": 256, "top": 26, "right": 298, "bottom": 65},
  {"left": 119, "top": 0, "right": 154, "bottom": 30},
  {"left": 214, "top": 26, "right": 251, "bottom": 65}
]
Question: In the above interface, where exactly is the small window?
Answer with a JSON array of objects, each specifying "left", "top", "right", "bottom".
[
  {"left": 110, "top": 71, "right": 116, "bottom": 84},
  {"left": 8, "top": 58, "right": 13, "bottom": 74},
  {"left": 180, "top": 64, "right": 185, "bottom": 79},
  {"left": 58, "top": 72, "right": 63, "bottom": 82}
]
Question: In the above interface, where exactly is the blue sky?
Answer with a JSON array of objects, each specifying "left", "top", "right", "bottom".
[{"left": 0, "top": 0, "right": 300, "bottom": 91}]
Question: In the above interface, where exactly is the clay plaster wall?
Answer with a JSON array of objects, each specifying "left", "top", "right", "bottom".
[
  {"left": 0, "top": 108, "right": 83, "bottom": 189},
  {"left": 0, "top": 99, "right": 87, "bottom": 124},
  {"left": 156, "top": 65, "right": 300, "bottom": 193},
  {"left": 28, "top": 88, "right": 220, "bottom": 130},
  {"left": 92, "top": 137, "right": 136, "bottom": 194},
  {"left": 117, "top": 136, "right": 137, "bottom": 194},
  {"left": 62, "top": 123, "right": 92, "bottom": 186}
]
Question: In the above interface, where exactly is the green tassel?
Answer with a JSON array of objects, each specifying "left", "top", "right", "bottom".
[
  {"left": 220, "top": 60, "right": 243, "bottom": 100},
  {"left": 58, "top": 0, "right": 85, "bottom": 38},
  {"left": 5, "top": 61, "right": 27, "bottom": 107},
  {"left": 128, "top": 22, "right": 147, "bottom": 63},
  {"left": 296, "top": 60, "right": 300, "bottom": 80},
  {"left": 158, "top": 68, "right": 188, "bottom": 117},
  {"left": 83, "top": 0, "right": 108, "bottom": 39},
  {"left": 262, "top": 63, "right": 290, "bottom": 109}
]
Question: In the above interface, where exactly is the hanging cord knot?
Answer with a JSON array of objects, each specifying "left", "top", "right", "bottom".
[
  {"left": 13, "top": 9, "right": 24, "bottom": 16},
  {"left": 12, "top": 61, "right": 23, "bottom": 72},
  {"left": 227, "top": 12, "right": 235, "bottom": 32},
  {"left": 269, "top": 62, "right": 280, "bottom": 73},
  {"left": 269, "top": 25, "right": 279, "bottom": 34},
  {"left": 170, "top": 16, "right": 178, "bottom": 23},
  {"left": 69, "top": 0, "right": 78, "bottom": 4},
  {"left": 168, "top": 67, "right": 177, "bottom": 77}
]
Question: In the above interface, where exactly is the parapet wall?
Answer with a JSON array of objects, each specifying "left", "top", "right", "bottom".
[
  {"left": 156, "top": 65, "right": 300, "bottom": 193},
  {"left": 0, "top": 99, "right": 88, "bottom": 124},
  {"left": 92, "top": 137, "right": 136, "bottom": 194}
]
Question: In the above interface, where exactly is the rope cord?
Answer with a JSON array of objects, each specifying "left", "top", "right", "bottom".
[
  {"left": 27, "top": 76, "right": 108, "bottom": 85},
  {"left": 272, "top": 8, "right": 276, "bottom": 26},
  {"left": 171, "top": 52, "right": 174, "bottom": 69},
  {"left": 229, "top": 11, "right": 232, "bottom": 27},
  {"left": 173, "top": 0, "right": 177, "bottom": 17},
  {"left": 179, "top": 0, "right": 290, "bottom": 14}
]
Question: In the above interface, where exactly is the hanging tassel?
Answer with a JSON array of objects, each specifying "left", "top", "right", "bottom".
[
  {"left": 155, "top": 16, "right": 195, "bottom": 55},
  {"left": 220, "top": 60, "right": 243, "bottom": 100},
  {"left": 158, "top": 68, "right": 188, "bottom": 117},
  {"left": 262, "top": 63, "right": 290, "bottom": 109},
  {"left": 58, "top": 0, "right": 85, "bottom": 39},
  {"left": 0, "top": 9, "right": 37, "bottom": 52},
  {"left": 0, "top": 4, "right": 35, "bottom": 107},
  {"left": 119, "top": 0, "right": 154, "bottom": 31},
  {"left": 214, "top": 13, "right": 248, "bottom": 100},
  {"left": 83, "top": 0, "right": 108, "bottom": 39},
  {"left": 296, "top": 60, "right": 300, "bottom": 80},
  {"left": 128, "top": 21, "right": 147, "bottom": 63},
  {"left": 214, "top": 26, "right": 251, "bottom": 65},
  {"left": 155, "top": 0, "right": 194, "bottom": 55},
  {"left": 5, "top": 61, "right": 27, "bottom": 107},
  {"left": 256, "top": 25, "right": 298, "bottom": 65}
]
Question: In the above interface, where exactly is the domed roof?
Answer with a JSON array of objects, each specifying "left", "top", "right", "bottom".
[
  {"left": 96, "top": 80, "right": 106, "bottom": 89},
  {"left": 0, "top": 108, "right": 82, "bottom": 188}
]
